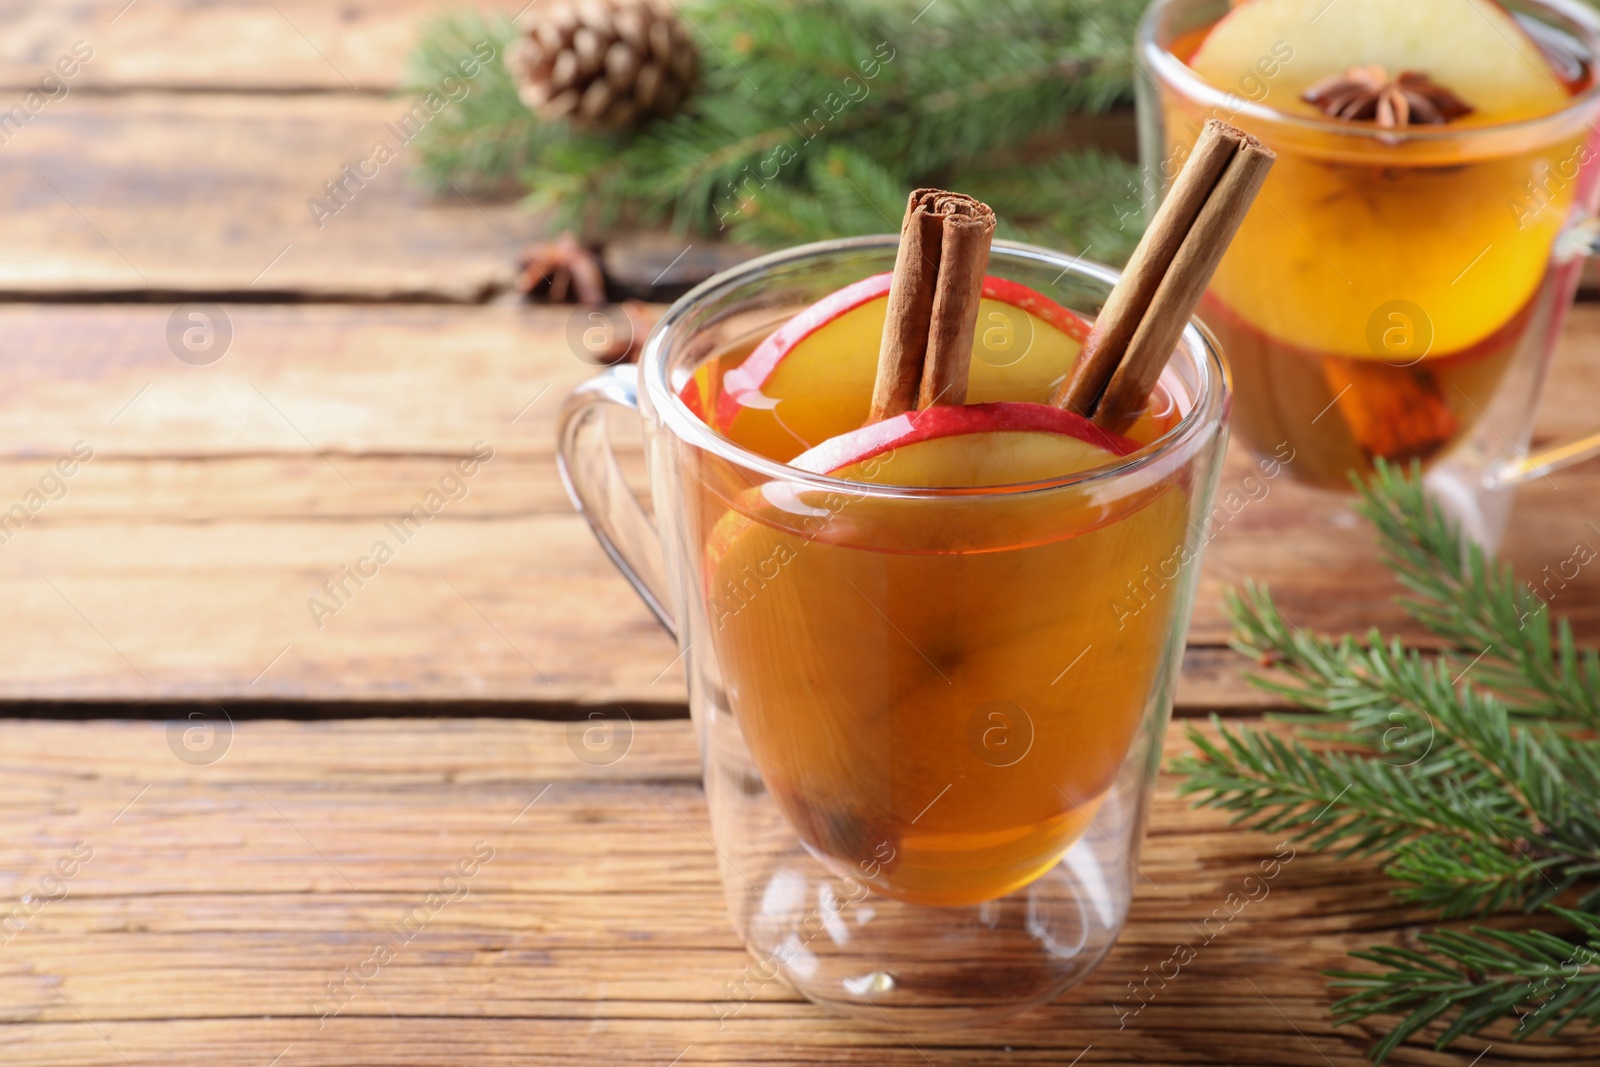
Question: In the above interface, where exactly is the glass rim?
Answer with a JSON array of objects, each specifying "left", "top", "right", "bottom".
[
  {"left": 640, "top": 235, "right": 1230, "bottom": 501},
  {"left": 1138, "top": 0, "right": 1600, "bottom": 144}
]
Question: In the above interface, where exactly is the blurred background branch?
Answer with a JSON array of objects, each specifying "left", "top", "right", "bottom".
[{"left": 405, "top": 0, "right": 1149, "bottom": 264}]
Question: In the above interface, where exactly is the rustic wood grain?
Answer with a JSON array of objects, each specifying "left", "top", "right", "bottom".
[
  {"left": 0, "top": 95, "right": 1143, "bottom": 306},
  {"left": 0, "top": 0, "right": 523, "bottom": 92},
  {"left": 0, "top": 304, "right": 588, "bottom": 454},
  {"left": 0, "top": 94, "right": 545, "bottom": 299},
  {"left": 0, "top": 302, "right": 1598, "bottom": 707},
  {"left": 0, "top": 304, "right": 681, "bottom": 705},
  {"left": 0, "top": 717, "right": 1592, "bottom": 1066},
  {"left": 9, "top": 4, "right": 1593, "bottom": 1065}
]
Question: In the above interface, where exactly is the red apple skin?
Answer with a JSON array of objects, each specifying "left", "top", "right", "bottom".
[
  {"left": 790, "top": 401, "right": 1141, "bottom": 476},
  {"left": 678, "top": 375, "right": 707, "bottom": 422},
  {"left": 979, "top": 276, "right": 1090, "bottom": 343},
  {"left": 717, "top": 274, "right": 1091, "bottom": 429},
  {"left": 721, "top": 273, "right": 893, "bottom": 419}
]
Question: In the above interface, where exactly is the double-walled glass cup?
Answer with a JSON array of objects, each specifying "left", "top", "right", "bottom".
[
  {"left": 558, "top": 238, "right": 1230, "bottom": 1025},
  {"left": 1140, "top": 0, "right": 1600, "bottom": 547}
]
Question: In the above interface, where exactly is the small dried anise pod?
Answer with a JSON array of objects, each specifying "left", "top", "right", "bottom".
[
  {"left": 519, "top": 232, "right": 608, "bottom": 305},
  {"left": 1302, "top": 65, "right": 1474, "bottom": 129}
]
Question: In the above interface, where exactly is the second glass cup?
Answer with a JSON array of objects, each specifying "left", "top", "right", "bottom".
[
  {"left": 1140, "top": 0, "right": 1600, "bottom": 546},
  {"left": 560, "top": 238, "right": 1231, "bottom": 1024}
]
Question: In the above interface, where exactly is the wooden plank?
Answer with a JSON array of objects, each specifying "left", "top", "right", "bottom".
[
  {"left": 0, "top": 0, "right": 523, "bottom": 92},
  {"left": 1, "top": 302, "right": 1599, "bottom": 707},
  {"left": 0, "top": 93, "right": 1140, "bottom": 303},
  {"left": 0, "top": 94, "right": 546, "bottom": 299},
  {"left": 0, "top": 717, "right": 1592, "bottom": 1065},
  {"left": 0, "top": 454, "right": 616, "bottom": 521},
  {"left": 0, "top": 304, "right": 680, "bottom": 705},
  {"left": 0, "top": 304, "right": 591, "bottom": 455},
  {"left": 0, "top": 514, "right": 684, "bottom": 703}
]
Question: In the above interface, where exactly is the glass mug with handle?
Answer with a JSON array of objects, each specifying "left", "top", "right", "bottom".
[
  {"left": 1140, "top": 0, "right": 1600, "bottom": 547},
  {"left": 558, "top": 237, "right": 1231, "bottom": 1024}
]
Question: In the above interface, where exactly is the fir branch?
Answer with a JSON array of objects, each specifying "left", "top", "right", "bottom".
[
  {"left": 1329, "top": 910, "right": 1600, "bottom": 1062},
  {"left": 1179, "top": 465, "right": 1600, "bottom": 1059},
  {"left": 1385, "top": 834, "right": 1570, "bottom": 918},
  {"left": 410, "top": 0, "right": 1148, "bottom": 251},
  {"left": 402, "top": 12, "right": 554, "bottom": 194},
  {"left": 957, "top": 148, "right": 1143, "bottom": 262},
  {"left": 522, "top": 135, "right": 638, "bottom": 237},
  {"left": 721, "top": 145, "right": 1144, "bottom": 254},
  {"left": 727, "top": 147, "right": 909, "bottom": 246},
  {"left": 1354, "top": 461, "right": 1600, "bottom": 727},
  {"left": 1219, "top": 595, "right": 1600, "bottom": 914},
  {"left": 1175, "top": 719, "right": 1509, "bottom": 859}
]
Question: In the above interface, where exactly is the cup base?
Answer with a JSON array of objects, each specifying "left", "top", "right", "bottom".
[{"left": 730, "top": 806, "right": 1134, "bottom": 1029}]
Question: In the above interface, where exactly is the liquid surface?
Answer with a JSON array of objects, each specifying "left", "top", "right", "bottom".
[{"left": 681, "top": 274, "right": 1184, "bottom": 470}]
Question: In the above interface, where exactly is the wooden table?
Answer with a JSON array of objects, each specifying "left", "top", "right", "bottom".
[{"left": 5, "top": 2, "right": 1600, "bottom": 1064}]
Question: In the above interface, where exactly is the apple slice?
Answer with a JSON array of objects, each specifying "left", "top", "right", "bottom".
[
  {"left": 699, "top": 405, "right": 1140, "bottom": 589},
  {"left": 698, "top": 402, "right": 1190, "bottom": 906},
  {"left": 1185, "top": 0, "right": 1575, "bottom": 363},
  {"left": 790, "top": 401, "right": 1138, "bottom": 487},
  {"left": 1189, "top": 0, "right": 1569, "bottom": 124},
  {"left": 712, "top": 274, "right": 1091, "bottom": 462}
]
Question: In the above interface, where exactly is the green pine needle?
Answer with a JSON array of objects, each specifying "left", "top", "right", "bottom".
[
  {"left": 407, "top": 0, "right": 1148, "bottom": 253},
  {"left": 1178, "top": 461, "right": 1600, "bottom": 1061},
  {"left": 1330, "top": 910, "right": 1600, "bottom": 1061},
  {"left": 402, "top": 12, "right": 552, "bottom": 194},
  {"left": 724, "top": 146, "right": 910, "bottom": 246},
  {"left": 1353, "top": 463, "right": 1600, "bottom": 727}
]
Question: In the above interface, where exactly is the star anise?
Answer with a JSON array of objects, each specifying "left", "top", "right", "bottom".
[
  {"left": 518, "top": 231, "right": 608, "bottom": 305},
  {"left": 517, "top": 233, "right": 656, "bottom": 364},
  {"left": 1302, "top": 66, "right": 1474, "bottom": 129}
]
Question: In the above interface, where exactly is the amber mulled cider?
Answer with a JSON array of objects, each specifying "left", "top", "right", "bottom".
[
  {"left": 1144, "top": 0, "right": 1600, "bottom": 489},
  {"left": 679, "top": 277, "right": 1191, "bottom": 906}
]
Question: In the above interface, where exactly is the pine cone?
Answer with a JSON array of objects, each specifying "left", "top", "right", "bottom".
[{"left": 507, "top": 0, "right": 698, "bottom": 131}]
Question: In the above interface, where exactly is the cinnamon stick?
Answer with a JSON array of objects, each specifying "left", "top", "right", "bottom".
[
  {"left": 1052, "top": 122, "right": 1241, "bottom": 418},
  {"left": 1321, "top": 358, "right": 1458, "bottom": 461},
  {"left": 871, "top": 192, "right": 945, "bottom": 421},
  {"left": 1096, "top": 134, "right": 1275, "bottom": 431},
  {"left": 1052, "top": 120, "right": 1274, "bottom": 432},
  {"left": 918, "top": 194, "right": 996, "bottom": 409},
  {"left": 869, "top": 189, "right": 997, "bottom": 420}
]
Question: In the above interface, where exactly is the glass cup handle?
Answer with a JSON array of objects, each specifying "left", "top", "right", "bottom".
[
  {"left": 556, "top": 365, "right": 677, "bottom": 637},
  {"left": 1492, "top": 214, "right": 1600, "bottom": 486}
]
